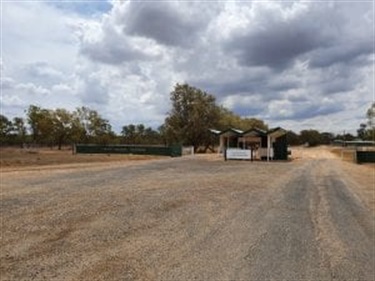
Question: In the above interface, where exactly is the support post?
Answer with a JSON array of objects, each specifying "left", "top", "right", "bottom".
[
  {"left": 267, "top": 135, "right": 271, "bottom": 162},
  {"left": 219, "top": 136, "right": 224, "bottom": 155}
]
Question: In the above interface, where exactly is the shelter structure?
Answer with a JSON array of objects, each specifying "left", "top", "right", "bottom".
[{"left": 210, "top": 127, "right": 288, "bottom": 161}]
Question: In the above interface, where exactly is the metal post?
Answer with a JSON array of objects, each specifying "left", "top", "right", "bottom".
[
  {"left": 219, "top": 136, "right": 223, "bottom": 155},
  {"left": 267, "top": 135, "right": 271, "bottom": 162}
]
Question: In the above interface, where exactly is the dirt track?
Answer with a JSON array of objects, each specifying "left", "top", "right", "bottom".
[{"left": 1, "top": 148, "right": 374, "bottom": 280}]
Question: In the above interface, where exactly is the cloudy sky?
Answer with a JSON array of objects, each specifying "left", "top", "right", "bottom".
[{"left": 1, "top": 0, "right": 374, "bottom": 134}]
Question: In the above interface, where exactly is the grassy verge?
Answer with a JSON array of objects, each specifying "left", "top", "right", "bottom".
[{"left": 0, "top": 147, "right": 163, "bottom": 168}]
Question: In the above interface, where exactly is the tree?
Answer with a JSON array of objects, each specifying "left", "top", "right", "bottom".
[
  {"left": 286, "top": 130, "right": 301, "bottom": 146},
  {"left": 26, "top": 105, "right": 55, "bottom": 146},
  {"left": 299, "top": 130, "right": 322, "bottom": 147},
  {"left": 365, "top": 102, "right": 375, "bottom": 140},
  {"left": 70, "top": 109, "right": 88, "bottom": 144},
  {"left": 88, "top": 111, "right": 114, "bottom": 144},
  {"left": 121, "top": 123, "right": 163, "bottom": 144},
  {"left": 27, "top": 105, "right": 41, "bottom": 143},
  {"left": 158, "top": 124, "right": 168, "bottom": 146},
  {"left": 135, "top": 124, "right": 145, "bottom": 144},
  {"left": 25, "top": 105, "right": 115, "bottom": 147},
  {"left": 320, "top": 132, "right": 335, "bottom": 145},
  {"left": 0, "top": 114, "right": 13, "bottom": 145},
  {"left": 356, "top": 103, "right": 375, "bottom": 141},
  {"left": 217, "top": 107, "right": 267, "bottom": 131},
  {"left": 121, "top": 124, "right": 137, "bottom": 144},
  {"left": 164, "top": 83, "right": 221, "bottom": 151},
  {"left": 357, "top": 123, "right": 367, "bottom": 140},
  {"left": 143, "top": 127, "right": 163, "bottom": 144},
  {"left": 52, "top": 109, "right": 73, "bottom": 150},
  {"left": 367, "top": 102, "right": 375, "bottom": 128},
  {"left": 12, "top": 117, "right": 27, "bottom": 147},
  {"left": 73, "top": 107, "right": 114, "bottom": 144}
]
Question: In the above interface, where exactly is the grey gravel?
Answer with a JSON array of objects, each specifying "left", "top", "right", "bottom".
[{"left": 1, "top": 155, "right": 374, "bottom": 281}]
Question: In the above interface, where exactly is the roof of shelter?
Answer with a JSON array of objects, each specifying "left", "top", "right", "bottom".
[
  {"left": 267, "top": 127, "right": 287, "bottom": 138},
  {"left": 218, "top": 128, "right": 244, "bottom": 136},
  {"left": 242, "top": 127, "right": 267, "bottom": 137},
  {"left": 210, "top": 127, "right": 287, "bottom": 138},
  {"left": 208, "top": 129, "right": 222, "bottom": 135}
]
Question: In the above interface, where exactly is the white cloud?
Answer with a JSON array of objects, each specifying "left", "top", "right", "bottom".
[
  {"left": 1, "top": 0, "right": 373, "bottom": 135},
  {"left": 2, "top": 2, "right": 78, "bottom": 69}
]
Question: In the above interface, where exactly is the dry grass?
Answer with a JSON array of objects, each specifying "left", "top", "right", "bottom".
[
  {"left": 290, "top": 145, "right": 337, "bottom": 160},
  {"left": 0, "top": 147, "right": 164, "bottom": 170},
  {"left": 330, "top": 147, "right": 356, "bottom": 162},
  {"left": 338, "top": 160, "right": 375, "bottom": 211}
]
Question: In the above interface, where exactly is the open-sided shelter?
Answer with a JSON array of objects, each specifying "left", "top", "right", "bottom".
[{"left": 212, "top": 127, "right": 288, "bottom": 161}]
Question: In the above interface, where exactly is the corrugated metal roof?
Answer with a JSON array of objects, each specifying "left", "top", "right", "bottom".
[
  {"left": 210, "top": 127, "right": 287, "bottom": 137},
  {"left": 267, "top": 127, "right": 287, "bottom": 137},
  {"left": 218, "top": 128, "right": 244, "bottom": 136},
  {"left": 243, "top": 127, "right": 267, "bottom": 136},
  {"left": 209, "top": 129, "right": 221, "bottom": 135}
]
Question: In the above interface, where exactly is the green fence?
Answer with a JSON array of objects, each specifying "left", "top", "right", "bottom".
[
  {"left": 356, "top": 151, "right": 375, "bottom": 163},
  {"left": 75, "top": 144, "right": 182, "bottom": 157}
]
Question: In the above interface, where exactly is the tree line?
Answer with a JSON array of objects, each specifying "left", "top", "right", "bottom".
[
  {"left": 288, "top": 103, "right": 374, "bottom": 146},
  {"left": 1, "top": 83, "right": 374, "bottom": 151}
]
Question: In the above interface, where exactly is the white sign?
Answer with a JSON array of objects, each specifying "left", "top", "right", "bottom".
[
  {"left": 226, "top": 149, "right": 251, "bottom": 160},
  {"left": 259, "top": 148, "right": 274, "bottom": 158}
]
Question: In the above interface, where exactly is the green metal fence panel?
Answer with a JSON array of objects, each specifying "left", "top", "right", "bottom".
[
  {"left": 273, "top": 135, "right": 288, "bottom": 160},
  {"left": 169, "top": 144, "right": 182, "bottom": 157},
  {"left": 356, "top": 151, "right": 375, "bottom": 163},
  {"left": 75, "top": 144, "right": 182, "bottom": 157}
]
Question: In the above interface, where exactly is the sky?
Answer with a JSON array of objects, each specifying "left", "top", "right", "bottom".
[{"left": 1, "top": 0, "right": 374, "bottom": 135}]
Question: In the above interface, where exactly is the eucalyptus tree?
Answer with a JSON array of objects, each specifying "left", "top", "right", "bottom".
[{"left": 164, "top": 83, "right": 221, "bottom": 151}]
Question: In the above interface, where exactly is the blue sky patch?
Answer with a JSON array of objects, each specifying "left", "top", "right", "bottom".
[{"left": 47, "top": 0, "right": 111, "bottom": 16}]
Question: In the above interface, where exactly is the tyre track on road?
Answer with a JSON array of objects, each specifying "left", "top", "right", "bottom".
[
  {"left": 237, "top": 159, "right": 374, "bottom": 281},
  {"left": 311, "top": 159, "right": 374, "bottom": 281}
]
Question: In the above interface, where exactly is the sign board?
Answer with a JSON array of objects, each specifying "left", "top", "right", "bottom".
[
  {"left": 259, "top": 148, "right": 274, "bottom": 159},
  {"left": 226, "top": 149, "right": 251, "bottom": 160}
]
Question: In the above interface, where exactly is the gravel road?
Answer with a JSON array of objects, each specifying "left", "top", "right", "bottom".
[{"left": 1, "top": 152, "right": 374, "bottom": 280}]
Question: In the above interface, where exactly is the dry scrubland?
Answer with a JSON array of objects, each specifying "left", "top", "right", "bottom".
[
  {"left": 0, "top": 147, "right": 162, "bottom": 171},
  {"left": 1, "top": 146, "right": 374, "bottom": 280}
]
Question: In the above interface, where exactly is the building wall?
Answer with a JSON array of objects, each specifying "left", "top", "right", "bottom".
[
  {"left": 273, "top": 135, "right": 288, "bottom": 160},
  {"left": 261, "top": 136, "right": 268, "bottom": 148}
]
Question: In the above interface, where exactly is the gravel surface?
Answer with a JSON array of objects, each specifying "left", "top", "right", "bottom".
[{"left": 1, "top": 150, "right": 374, "bottom": 280}]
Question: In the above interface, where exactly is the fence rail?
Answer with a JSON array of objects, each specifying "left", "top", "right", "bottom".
[{"left": 75, "top": 144, "right": 182, "bottom": 157}]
